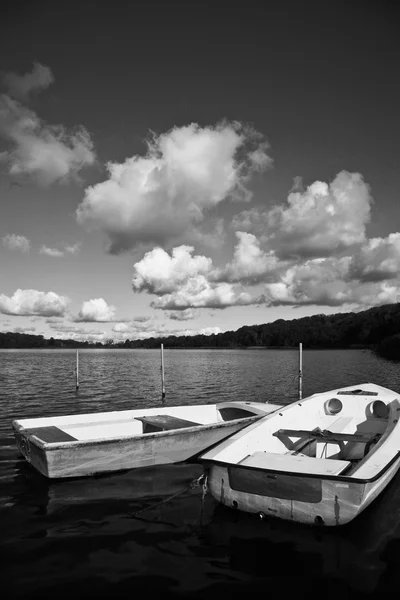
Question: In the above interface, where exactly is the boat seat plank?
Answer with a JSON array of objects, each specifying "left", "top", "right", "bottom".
[
  {"left": 135, "top": 415, "right": 200, "bottom": 433},
  {"left": 240, "top": 452, "right": 350, "bottom": 475},
  {"left": 25, "top": 426, "right": 78, "bottom": 443},
  {"left": 273, "top": 428, "right": 375, "bottom": 444}
]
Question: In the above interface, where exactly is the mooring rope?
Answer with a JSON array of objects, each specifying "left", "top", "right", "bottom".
[{"left": 129, "top": 473, "right": 207, "bottom": 518}]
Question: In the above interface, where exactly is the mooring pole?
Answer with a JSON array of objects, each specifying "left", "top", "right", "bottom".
[
  {"left": 161, "top": 343, "right": 166, "bottom": 401},
  {"left": 76, "top": 348, "right": 79, "bottom": 390},
  {"left": 298, "top": 342, "right": 302, "bottom": 401}
]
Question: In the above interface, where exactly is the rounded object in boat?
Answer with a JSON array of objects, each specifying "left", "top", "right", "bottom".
[
  {"left": 325, "top": 397, "right": 343, "bottom": 415},
  {"left": 370, "top": 400, "right": 389, "bottom": 419}
]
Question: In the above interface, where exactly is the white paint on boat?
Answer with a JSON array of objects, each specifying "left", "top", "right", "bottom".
[
  {"left": 200, "top": 383, "right": 400, "bottom": 526},
  {"left": 12, "top": 400, "right": 282, "bottom": 479}
]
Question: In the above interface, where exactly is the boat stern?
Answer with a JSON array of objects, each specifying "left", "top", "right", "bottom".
[{"left": 13, "top": 421, "right": 51, "bottom": 478}]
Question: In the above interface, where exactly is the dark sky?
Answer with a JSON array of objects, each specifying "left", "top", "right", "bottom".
[{"left": 1, "top": 0, "right": 399, "bottom": 232}]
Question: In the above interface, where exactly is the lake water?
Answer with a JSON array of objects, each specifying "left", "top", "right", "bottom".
[{"left": 1, "top": 348, "right": 400, "bottom": 599}]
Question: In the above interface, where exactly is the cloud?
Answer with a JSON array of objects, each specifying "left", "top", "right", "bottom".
[
  {"left": 231, "top": 171, "right": 372, "bottom": 259},
  {"left": 264, "top": 258, "right": 351, "bottom": 306},
  {"left": 348, "top": 233, "right": 400, "bottom": 282},
  {"left": 64, "top": 242, "right": 81, "bottom": 255},
  {"left": 132, "top": 245, "right": 213, "bottom": 294},
  {"left": 39, "top": 242, "right": 81, "bottom": 257},
  {"left": 215, "top": 231, "right": 280, "bottom": 284},
  {"left": 112, "top": 319, "right": 159, "bottom": 334},
  {"left": 74, "top": 298, "right": 116, "bottom": 322},
  {"left": 168, "top": 309, "right": 196, "bottom": 321},
  {"left": 267, "top": 171, "right": 372, "bottom": 258},
  {"left": 12, "top": 326, "right": 36, "bottom": 333},
  {"left": 0, "top": 289, "right": 70, "bottom": 316},
  {"left": 45, "top": 317, "right": 64, "bottom": 324},
  {"left": 50, "top": 324, "right": 107, "bottom": 342},
  {"left": 77, "top": 121, "right": 272, "bottom": 253},
  {"left": 39, "top": 245, "right": 64, "bottom": 257},
  {"left": 132, "top": 243, "right": 258, "bottom": 310},
  {"left": 151, "top": 276, "right": 254, "bottom": 310},
  {"left": 3, "top": 63, "right": 54, "bottom": 100},
  {"left": 0, "top": 94, "right": 95, "bottom": 185},
  {"left": 2, "top": 233, "right": 30, "bottom": 253},
  {"left": 112, "top": 322, "right": 222, "bottom": 341},
  {"left": 112, "top": 322, "right": 130, "bottom": 333},
  {"left": 50, "top": 323, "right": 103, "bottom": 335},
  {"left": 264, "top": 257, "right": 400, "bottom": 308}
]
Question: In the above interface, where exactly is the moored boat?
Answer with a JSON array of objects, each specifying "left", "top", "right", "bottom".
[
  {"left": 12, "top": 400, "right": 281, "bottom": 479},
  {"left": 200, "top": 383, "right": 400, "bottom": 526}
]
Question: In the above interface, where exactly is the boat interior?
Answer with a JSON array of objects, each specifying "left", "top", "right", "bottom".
[
  {"left": 204, "top": 387, "right": 398, "bottom": 478},
  {"left": 13, "top": 401, "right": 269, "bottom": 444}
]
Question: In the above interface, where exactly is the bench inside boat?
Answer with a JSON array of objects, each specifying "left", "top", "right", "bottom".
[
  {"left": 273, "top": 425, "right": 382, "bottom": 461},
  {"left": 20, "top": 414, "right": 202, "bottom": 443},
  {"left": 135, "top": 415, "right": 200, "bottom": 434}
]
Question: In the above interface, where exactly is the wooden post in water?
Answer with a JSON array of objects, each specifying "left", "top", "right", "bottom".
[
  {"left": 76, "top": 349, "right": 79, "bottom": 390},
  {"left": 298, "top": 342, "right": 302, "bottom": 401},
  {"left": 161, "top": 343, "right": 166, "bottom": 401}
]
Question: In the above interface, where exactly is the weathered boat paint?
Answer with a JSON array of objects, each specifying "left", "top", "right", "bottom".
[
  {"left": 200, "top": 383, "right": 400, "bottom": 526},
  {"left": 13, "top": 401, "right": 281, "bottom": 479}
]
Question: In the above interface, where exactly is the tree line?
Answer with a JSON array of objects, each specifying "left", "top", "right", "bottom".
[{"left": 1, "top": 302, "right": 400, "bottom": 359}]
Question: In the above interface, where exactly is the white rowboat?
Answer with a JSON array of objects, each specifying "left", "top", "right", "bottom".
[
  {"left": 200, "top": 383, "right": 400, "bottom": 526},
  {"left": 12, "top": 400, "right": 281, "bottom": 479}
]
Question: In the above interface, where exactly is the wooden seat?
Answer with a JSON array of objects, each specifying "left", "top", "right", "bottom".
[
  {"left": 274, "top": 425, "right": 380, "bottom": 460},
  {"left": 25, "top": 426, "right": 78, "bottom": 443},
  {"left": 273, "top": 427, "right": 375, "bottom": 444},
  {"left": 136, "top": 415, "right": 199, "bottom": 434}
]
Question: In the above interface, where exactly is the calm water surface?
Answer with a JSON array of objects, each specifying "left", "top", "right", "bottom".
[{"left": 1, "top": 348, "right": 400, "bottom": 599}]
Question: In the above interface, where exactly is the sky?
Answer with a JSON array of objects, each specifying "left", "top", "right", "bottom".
[{"left": 0, "top": 0, "right": 400, "bottom": 343}]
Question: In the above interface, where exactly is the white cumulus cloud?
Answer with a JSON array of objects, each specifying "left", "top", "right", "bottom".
[
  {"left": 2, "top": 233, "right": 30, "bottom": 253},
  {"left": 264, "top": 257, "right": 400, "bottom": 308},
  {"left": 348, "top": 233, "right": 400, "bottom": 282},
  {"left": 39, "top": 245, "right": 64, "bottom": 257},
  {"left": 64, "top": 242, "right": 81, "bottom": 255},
  {"left": 0, "top": 92, "right": 95, "bottom": 185},
  {"left": 151, "top": 275, "right": 254, "bottom": 310},
  {"left": 215, "top": 231, "right": 280, "bottom": 283},
  {"left": 0, "top": 289, "right": 70, "bottom": 316},
  {"left": 231, "top": 171, "right": 372, "bottom": 259},
  {"left": 77, "top": 121, "right": 272, "bottom": 253},
  {"left": 3, "top": 63, "right": 54, "bottom": 101},
  {"left": 268, "top": 171, "right": 372, "bottom": 258},
  {"left": 132, "top": 245, "right": 213, "bottom": 294},
  {"left": 264, "top": 258, "right": 351, "bottom": 306},
  {"left": 75, "top": 298, "right": 116, "bottom": 322}
]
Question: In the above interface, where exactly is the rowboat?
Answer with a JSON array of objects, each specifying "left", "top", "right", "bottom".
[
  {"left": 12, "top": 400, "right": 281, "bottom": 479},
  {"left": 200, "top": 383, "right": 400, "bottom": 526}
]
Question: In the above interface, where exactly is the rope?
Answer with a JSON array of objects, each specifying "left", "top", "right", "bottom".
[{"left": 129, "top": 474, "right": 207, "bottom": 518}]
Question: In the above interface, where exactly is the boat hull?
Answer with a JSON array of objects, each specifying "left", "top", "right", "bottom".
[
  {"left": 204, "top": 455, "right": 400, "bottom": 526},
  {"left": 13, "top": 416, "right": 262, "bottom": 479}
]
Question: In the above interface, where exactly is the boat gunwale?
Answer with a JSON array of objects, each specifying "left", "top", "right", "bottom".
[
  {"left": 12, "top": 413, "right": 263, "bottom": 451},
  {"left": 200, "top": 450, "right": 400, "bottom": 485}
]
